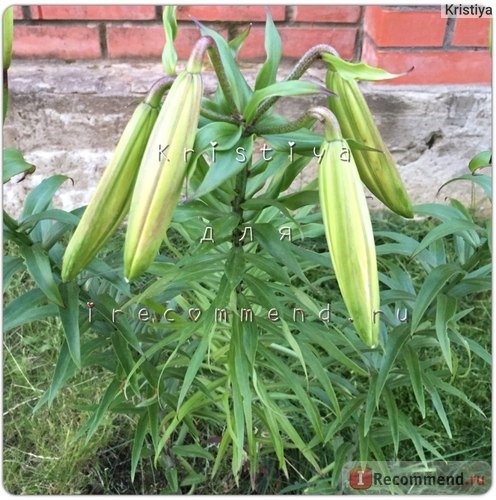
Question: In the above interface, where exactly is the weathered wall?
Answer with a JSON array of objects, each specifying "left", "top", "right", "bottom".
[
  {"left": 3, "top": 61, "right": 491, "bottom": 218},
  {"left": 11, "top": 5, "right": 492, "bottom": 85}
]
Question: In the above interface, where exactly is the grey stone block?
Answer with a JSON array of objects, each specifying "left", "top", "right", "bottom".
[{"left": 3, "top": 61, "right": 491, "bottom": 218}]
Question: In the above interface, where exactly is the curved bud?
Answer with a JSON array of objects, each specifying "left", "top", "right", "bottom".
[
  {"left": 124, "top": 37, "right": 212, "bottom": 281},
  {"left": 3, "top": 7, "right": 13, "bottom": 71},
  {"left": 313, "top": 107, "right": 380, "bottom": 347},
  {"left": 61, "top": 79, "right": 172, "bottom": 282},
  {"left": 326, "top": 69, "right": 413, "bottom": 218},
  {"left": 3, "top": 6, "right": 14, "bottom": 122}
]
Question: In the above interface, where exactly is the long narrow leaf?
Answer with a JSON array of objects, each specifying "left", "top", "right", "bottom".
[
  {"left": 131, "top": 411, "right": 149, "bottom": 481},
  {"left": 84, "top": 378, "right": 121, "bottom": 443},
  {"left": 423, "top": 376, "right": 452, "bottom": 438},
  {"left": 3, "top": 256, "right": 25, "bottom": 292},
  {"left": 322, "top": 52, "right": 408, "bottom": 81},
  {"left": 193, "top": 136, "right": 253, "bottom": 200},
  {"left": 375, "top": 326, "right": 410, "bottom": 405},
  {"left": 176, "top": 336, "right": 208, "bottom": 408},
  {"left": 402, "top": 344, "right": 426, "bottom": 418},
  {"left": 3, "top": 289, "right": 58, "bottom": 332},
  {"left": 411, "top": 220, "right": 481, "bottom": 258},
  {"left": 20, "top": 175, "right": 70, "bottom": 220},
  {"left": 363, "top": 374, "right": 377, "bottom": 436},
  {"left": 3, "top": 147, "right": 36, "bottom": 183},
  {"left": 197, "top": 20, "right": 253, "bottom": 110},
  {"left": 411, "top": 264, "right": 464, "bottom": 333},
  {"left": 255, "top": 9, "right": 282, "bottom": 90},
  {"left": 435, "top": 294, "right": 457, "bottom": 372},
  {"left": 57, "top": 282, "right": 81, "bottom": 367},
  {"left": 161, "top": 5, "right": 177, "bottom": 75},
  {"left": 17, "top": 209, "right": 80, "bottom": 233},
  {"left": 398, "top": 413, "right": 427, "bottom": 465},
  {"left": 244, "top": 80, "right": 328, "bottom": 123},
  {"left": 383, "top": 388, "right": 399, "bottom": 455},
  {"left": 439, "top": 173, "right": 492, "bottom": 201},
  {"left": 33, "top": 341, "right": 77, "bottom": 411},
  {"left": 300, "top": 343, "right": 341, "bottom": 419},
  {"left": 425, "top": 371, "right": 486, "bottom": 416},
  {"left": 21, "top": 245, "right": 64, "bottom": 307}
]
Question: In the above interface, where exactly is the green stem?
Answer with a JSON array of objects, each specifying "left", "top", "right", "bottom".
[
  {"left": 250, "top": 44, "right": 340, "bottom": 125},
  {"left": 145, "top": 75, "right": 175, "bottom": 108},
  {"left": 207, "top": 43, "right": 240, "bottom": 116},
  {"left": 251, "top": 113, "right": 316, "bottom": 136},
  {"left": 3, "top": 210, "right": 18, "bottom": 231},
  {"left": 163, "top": 232, "right": 183, "bottom": 260},
  {"left": 3, "top": 210, "right": 33, "bottom": 247},
  {"left": 230, "top": 162, "right": 250, "bottom": 295},
  {"left": 231, "top": 158, "right": 250, "bottom": 249},
  {"left": 3, "top": 70, "right": 9, "bottom": 123},
  {"left": 187, "top": 35, "right": 214, "bottom": 73},
  {"left": 200, "top": 105, "right": 241, "bottom": 126},
  {"left": 307, "top": 106, "right": 341, "bottom": 142},
  {"left": 285, "top": 44, "right": 340, "bottom": 82}
]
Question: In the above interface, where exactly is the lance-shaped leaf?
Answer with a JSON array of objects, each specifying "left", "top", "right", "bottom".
[
  {"left": 3, "top": 148, "right": 36, "bottom": 183},
  {"left": 21, "top": 244, "right": 64, "bottom": 307},
  {"left": 244, "top": 80, "right": 331, "bottom": 123},
  {"left": 322, "top": 52, "right": 411, "bottom": 81},
  {"left": 255, "top": 9, "right": 282, "bottom": 90},
  {"left": 161, "top": 6, "right": 178, "bottom": 75}
]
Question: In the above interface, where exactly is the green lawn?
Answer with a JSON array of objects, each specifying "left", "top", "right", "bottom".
[{"left": 3, "top": 215, "right": 491, "bottom": 494}]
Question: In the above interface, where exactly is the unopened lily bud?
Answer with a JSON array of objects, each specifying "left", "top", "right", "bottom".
[
  {"left": 61, "top": 78, "right": 171, "bottom": 282},
  {"left": 326, "top": 70, "right": 413, "bottom": 218},
  {"left": 124, "top": 36, "right": 212, "bottom": 281},
  {"left": 3, "top": 7, "right": 13, "bottom": 71},
  {"left": 310, "top": 106, "right": 381, "bottom": 347}
]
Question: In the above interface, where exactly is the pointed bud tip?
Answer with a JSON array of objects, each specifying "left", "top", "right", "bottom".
[{"left": 190, "top": 15, "right": 202, "bottom": 30}]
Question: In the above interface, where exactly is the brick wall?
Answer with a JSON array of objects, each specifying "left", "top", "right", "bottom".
[{"left": 11, "top": 5, "right": 491, "bottom": 84}]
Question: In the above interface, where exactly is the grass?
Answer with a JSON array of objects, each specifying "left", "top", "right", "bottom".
[
  {"left": 3, "top": 265, "right": 115, "bottom": 494},
  {"left": 3, "top": 214, "right": 491, "bottom": 494}
]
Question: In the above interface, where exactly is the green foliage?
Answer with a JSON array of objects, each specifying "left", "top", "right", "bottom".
[
  {"left": 2, "top": 147, "right": 36, "bottom": 183},
  {"left": 161, "top": 6, "right": 178, "bottom": 76},
  {"left": 3, "top": 11, "right": 491, "bottom": 495},
  {"left": 322, "top": 52, "right": 409, "bottom": 81}
]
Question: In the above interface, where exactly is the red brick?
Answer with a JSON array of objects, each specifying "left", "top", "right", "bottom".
[
  {"left": 107, "top": 25, "right": 164, "bottom": 59},
  {"left": 279, "top": 26, "right": 357, "bottom": 60},
  {"left": 452, "top": 17, "right": 491, "bottom": 47},
  {"left": 364, "top": 6, "right": 447, "bottom": 47},
  {"left": 13, "top": 25, "right": 101, "bottom": 59},
  {"left": 13, "top": 6, "right": 24, "bottom": 20},
  {"left": 362, "top": 38, "right": 491, "bottom": 84},
  {"left": 31, "top": 6, "right": 156, "bottom": 21},
  {"left": 107, "top": 24, "right": 227, "bottom": 60},
  {"left": 175, "top": 5, "right": 285, "bottom": 22},
  {"left": 361, "top": 36, "right": 379, "bottom": 67},
  {"left": 293, "top": 6, "right": 361, "bottom": 23}
]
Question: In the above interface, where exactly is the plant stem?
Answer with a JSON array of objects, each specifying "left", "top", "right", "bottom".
[
  {"left": 307, "top": 106, "right": 342, "bottom": 142},
  {"left": 251, "top": 113, "right": 316, "bottom": 136},
  {"left": 231, "top": 155, "right": 250, "bottom": 249},
  {"left": 3, "top": 210, "right": 32, "bottom": 247},
  {"left": 3, "top": 70, "right": 8, "bottom": 123},
  {"left": 145, "top": 76, "right": 175, "bottom": 108},
  {"left": 200, "top": 106, "right": 241, "bottom": 125},
  {"left": 206, "top": 43, "right": 240, "bottom": 116},
  {"left": 250, "top": 44, "right": 340, "bottom": 125},
  {"left": 187, "top": 35, "right": 214, "bottom": 73},
  {"left": 285, "top": 44, "right": 340, "bottom": 82},
  {"left": 227, "top": 148, "right": 251, "bottom": 296}
]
